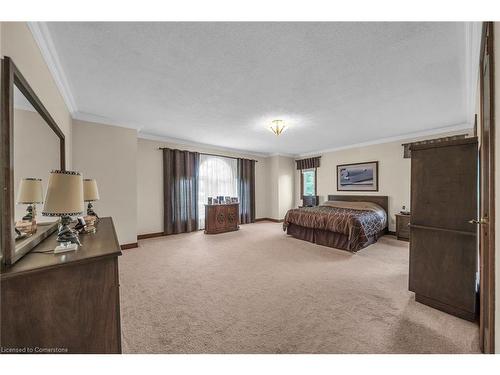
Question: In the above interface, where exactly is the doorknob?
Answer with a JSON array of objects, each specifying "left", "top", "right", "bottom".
[{"left": 469, "top": 218, "right": 489, "bottom": 225}]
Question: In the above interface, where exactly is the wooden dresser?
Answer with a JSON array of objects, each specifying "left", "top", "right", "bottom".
[
  {"left": 204, "top": 204, "right": 239, "bottom": 234},
  {"left": 0, "top": 217, "right": 122, "bottom": 353}
]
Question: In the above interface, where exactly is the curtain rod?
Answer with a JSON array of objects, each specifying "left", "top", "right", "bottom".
[{"left": 158, "top": 147, "right": 258, "bottom": 162}]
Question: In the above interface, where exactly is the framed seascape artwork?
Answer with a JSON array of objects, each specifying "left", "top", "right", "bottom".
[{"left": 336, "top": 161, "right": 379, "bottom": 191}]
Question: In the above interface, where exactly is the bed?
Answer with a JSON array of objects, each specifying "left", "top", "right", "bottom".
[{"left": 283, "top": 195, "right": 388, "bottom": 252}]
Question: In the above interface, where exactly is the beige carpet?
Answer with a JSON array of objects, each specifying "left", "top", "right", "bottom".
[{"left": 119, "top": 222, "right": 480, "bottom": 353}]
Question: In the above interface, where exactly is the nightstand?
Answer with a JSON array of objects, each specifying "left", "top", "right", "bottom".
[{"left": 395, "top": 214, "right": 410, "bottom": 241}]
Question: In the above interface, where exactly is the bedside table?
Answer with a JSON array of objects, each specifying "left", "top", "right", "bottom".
[{"left": 395, "top": 214, "right": 410, "bottom": 241}]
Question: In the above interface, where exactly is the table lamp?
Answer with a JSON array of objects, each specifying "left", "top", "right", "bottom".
[
  {"left": 83, "top": 178, "right": 100, "bottom": 219},
  {"left": 16, "top": 178, "right": 43, "bottom": 231},
  {"left": 42, "top": 170, "right": 84, "bottom": 253}
]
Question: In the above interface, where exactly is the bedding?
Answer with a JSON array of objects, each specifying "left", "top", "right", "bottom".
[{"left": 283, "top": 200, "right": 387, "bottom": 252}]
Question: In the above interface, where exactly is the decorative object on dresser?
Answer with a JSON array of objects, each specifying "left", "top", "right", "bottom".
[
  {"left": 83, "top": 178, "right": 100, "bottom": 219},
  {"left": 16, "top": 178, "right": 43, "bottom": 233},
  {"left": 409, "top": 137, "right": 478, "bottom": 321},
  {"left": 0, "top": 217, "right": 122, "bottom": 353},
  {"left": 337, "top": 161, "right": 378, "bottom": 191},
  {"left": 205, "top": 203, "right": 239, "bottom": 234},
  {"left": 42, "top": 170, "right": 85, "bottom": 253},
  {"left": 395, "top": 213, "right": 410, "bottom": 241},
  {"left": 400, "top": 205, "right": 410, "bottom": 215}
]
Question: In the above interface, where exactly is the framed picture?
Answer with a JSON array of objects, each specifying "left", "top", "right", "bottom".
[
  {"left": 336, "top": 161, "right": 379, "bottom": 191},
  {"left": 208, "top": 197, "right": 213, "bottom": 205}
]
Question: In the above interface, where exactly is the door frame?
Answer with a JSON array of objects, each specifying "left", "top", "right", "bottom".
[{"left": 479, "top": 21, "right": 496, "bottom": 354}]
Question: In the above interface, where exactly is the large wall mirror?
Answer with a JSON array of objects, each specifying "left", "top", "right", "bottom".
[{"left": 1, "top": 56, "right": 66, "bottom": 266}]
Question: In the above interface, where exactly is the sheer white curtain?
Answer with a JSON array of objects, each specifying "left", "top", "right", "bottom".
[{"left": 198, "top": 155, "right": 238, "bottom": 229}]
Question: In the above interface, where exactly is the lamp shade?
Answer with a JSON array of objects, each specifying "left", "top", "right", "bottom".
[
  {"left": 42, "top": 170, "right": 84, "bottom": 217},
  {"left": 17, "top": 178, "right": 43, "bottom": 204},
  {"left": 83, "top": 179, "right": 100, "bottom": 202}
]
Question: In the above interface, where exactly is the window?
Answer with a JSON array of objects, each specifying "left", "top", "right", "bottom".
[
  {"left": 197, "top": 155, "right": 238, "bottom": 229},
  {"left": 301, "top": 168, "right": 316, "bottom": 196}
]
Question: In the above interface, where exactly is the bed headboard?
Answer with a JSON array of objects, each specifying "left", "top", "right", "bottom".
[{"left": 327, "top": 195, "right": 389, "bottom": 217}]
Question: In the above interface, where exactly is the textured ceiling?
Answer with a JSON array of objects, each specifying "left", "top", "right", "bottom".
[{"left": 45, "top": 22, "right": 471, "bottom": 155}]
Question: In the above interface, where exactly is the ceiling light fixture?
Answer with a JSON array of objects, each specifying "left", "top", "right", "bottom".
[{"left": 269, "top": 119, "right": 286, "bottom": 136}]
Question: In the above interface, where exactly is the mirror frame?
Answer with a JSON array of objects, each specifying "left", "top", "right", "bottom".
[{"left": 1, "top": 56, "right": 66, "bottom": 266}]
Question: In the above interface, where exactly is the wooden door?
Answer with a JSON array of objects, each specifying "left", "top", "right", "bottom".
[
  {"left": 478, "top": 22, "right": 495, "bottom": 354},
  {"left": 409, "top": 139, "right": 478, "bottom": 321}
]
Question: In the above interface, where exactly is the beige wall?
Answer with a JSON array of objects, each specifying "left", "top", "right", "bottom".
[
  {"left": 137, "top": 138, "right": 270, "bottom": 235},
  {"left": 72, "top": 120, "right": 137, "bottom": 245},
  {"left": 13, "top": 109, "right": 60, "bottom": 222},
  {"left": 295, "top": 130, "right": 471, "bottom": 232},
  {"left": 1, "top": 22, "right": 72, "bottom": 167}
]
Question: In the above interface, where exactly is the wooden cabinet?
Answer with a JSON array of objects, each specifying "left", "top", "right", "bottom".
[
  {"left": 409, "top": 138, "right": 478, "bottom": 321},
  {"left": 0, "top": 217, "right": 122, "bottom": 353},
  {"left": 205, "top": 204, "right": 239, "bottom": 234},
  {"left": 395, "top": 214, "right": 410, "bottom": 241}
]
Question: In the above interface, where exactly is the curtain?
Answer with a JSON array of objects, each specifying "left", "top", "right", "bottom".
[
  {"left": 238, "top": 158, "right": 256, "bottom": 224},
  {"left": 197, "top": 155, "right": 238, "bottom": 229},
  {"left": 163, "top": 148, "right": 200, "bottom": 234},
  {"left": 296, "top": 156, "right": 321, "bottom": 170},
  {"left": 402, "top": 135, "right": 467, "bottom": 158}
]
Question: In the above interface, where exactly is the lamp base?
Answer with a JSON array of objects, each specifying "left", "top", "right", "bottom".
[
  {"left": 57, "top": 216, "right": 81, "bottom": 246},
  {"left": 54, "top": 242, "right": 78, "bottom": 254},
  {"left": 87, "top": 202, "right": 99, "bottom": 220}
]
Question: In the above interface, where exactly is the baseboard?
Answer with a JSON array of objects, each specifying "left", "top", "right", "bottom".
[
  {"left": 121, "top": 242, "right": 138, "bottom": 250},
  {"left": 387, "top": 231, "right": 396, "bottom": 236},
  {"left": 137, "top": 232, "right": 165, "bottom": 240},
  {"left": 137, "top": 220, "right": 280, "bottom": 240},
  {"left": 255, "top": 218, "right": 284, "bottom": 223}
]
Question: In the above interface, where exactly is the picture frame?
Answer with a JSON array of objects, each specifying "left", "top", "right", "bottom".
[
  {"left": 208, "top": 197, "right": 213, "bottom": 205},
  {"left": 336, "top": 161, "right": 379, "bottom": 191}
]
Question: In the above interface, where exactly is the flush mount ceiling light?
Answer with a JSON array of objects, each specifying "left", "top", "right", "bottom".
[{"left": 269, "top": 119, "right": 287, "bottom": 136}]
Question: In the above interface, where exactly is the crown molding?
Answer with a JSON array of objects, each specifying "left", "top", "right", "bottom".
[
  {"left": 268, "top": 152, "right": 298, "bottom": 158},
  {"left": 28, "top": 22, "right": 78, "bottom": 115},
  {"left": 138, "top": 131, "right": 271, "bottom": 158},
  {"left": 297, "top": 123, "right": 473, "bottom": 158},
  {"left": 464, "top": 22, "right": 482, "bottom": 123},
  {"left": 73, "top": 111, "right": 140, "bottom": 130}
]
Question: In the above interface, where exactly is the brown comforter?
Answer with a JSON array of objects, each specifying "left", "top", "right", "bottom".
[{"left": 283, "top": 201, "right": 387, "bottom": 251}]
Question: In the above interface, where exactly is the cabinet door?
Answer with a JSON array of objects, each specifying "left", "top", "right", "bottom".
[
  {"left": 214, "top": 206, "right": 227, "bottom": 231},
  {"left": 226, "top": 205, "right": 238, "bottom": 229}
]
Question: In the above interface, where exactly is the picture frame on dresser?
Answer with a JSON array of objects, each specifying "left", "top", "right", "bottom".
[{"left": 1, "top": 56, "right": 66, "bottom": 266}]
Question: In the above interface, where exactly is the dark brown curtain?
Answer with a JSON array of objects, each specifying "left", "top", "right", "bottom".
[
  {"left": 402, "top": 134, "right": 467, "bottom": 158},
  {"left": 296, "top": 156, "right": 320, "bottom": 170},
  {"left": 163, "top": 148, "right": 200, "bottom": 234},
  {"left": 237, "top": 158, "right": 255, "bottom": 224}
]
